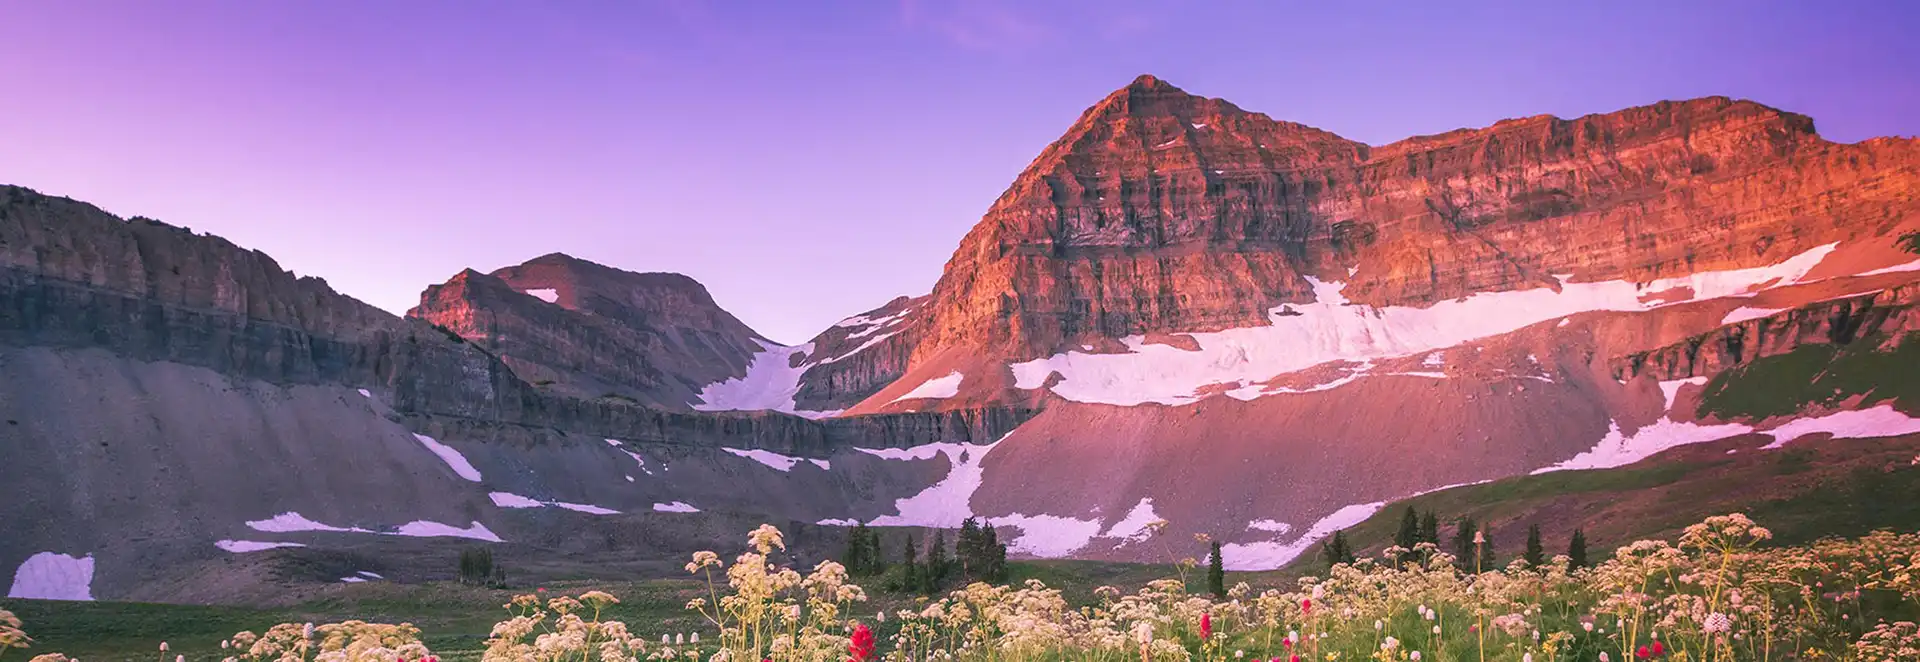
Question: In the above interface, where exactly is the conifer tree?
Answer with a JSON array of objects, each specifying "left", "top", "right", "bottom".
[
  {"left": 1418, "top": 511, "right": 1440, "bottom": 546},
  {"left": 843, "top": 524, "right": 869, "bottom": 574},
  {"left": 957, "top": 518, "right": 982, "bottom": 579},
  {"left": 984, "top": 524, "right": 1007, "bottom": 582},
  {"left": 1395, "top": 507, "right": 1420, "bottom": 551},
  {"left": 1452, "top": 518, "right": 1479, "bottom": 570},
  {"left": 1568, "top": 528, "right": 1589, "bottom": 569},
  {"left": 1524, "top": 524, "right": 1546, "bottom": 568},
  {"left": 1206, "top": 540, "right": 1226, "bottom": 599},
  {"left": 925, "top": 530, "right": 950, "bottom": 593},
  {"left": 1321, "top": 530, "right": 1355, "bottom": 569},
  {"left": 901, "top": 534, "right": 920, "bottom": 592}
]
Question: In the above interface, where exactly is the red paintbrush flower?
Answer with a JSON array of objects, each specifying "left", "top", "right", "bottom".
[
  {"left": 848, "top": 622, "right": 876, "bottom": 662},
  {"left": 1302, "top": 598, "right": 1312, "bottom": 615},
  {"left": 1651, "top": 642, "right": 1665, "bottom": 657},
  {"left": 1290, "top": 656, "right": 1301, "bottom": 662},
  {"left": 1200, "top": 613, "right": 1212, "bottom": 640},
  {"left": 1637, "top": 646, "right": 1651, "bottom": 659}
]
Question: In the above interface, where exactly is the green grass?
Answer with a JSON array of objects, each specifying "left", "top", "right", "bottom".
[
  {"left": 4, "top": 579, "right": 708, "bottom": 661},
  {"left": 1, "top": 560, "right": 1243, "bottom": 661},
  {"left": 1698, "top": 333, "right": 1920, "bottom": 420}
]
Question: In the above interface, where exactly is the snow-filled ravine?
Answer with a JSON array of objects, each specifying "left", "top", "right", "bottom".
[
  {"left": 1013, "top": 244, "right": 1849, "bottom": 406},
  {"left": 693, "top": 339, "right": 841, "bottom": 418}
]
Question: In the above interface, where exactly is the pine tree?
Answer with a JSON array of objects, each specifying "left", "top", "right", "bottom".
[
  {"left": 957, "top": 518, "right": 983, "bottom": 579},
  {"left": 925, "top": 530, "right": 950, "bottom": 593},
  {"left": 1321, "top": 530, "right": 1355, "bottom": 569},
  {"left": 1524, "top": 524, "right": 1545, "bottom": 568},
  {"left": 1418, "top": 511, "right": 1440, "bottom": 546},
  {"left": 901, "top": 535, "right": 921, "bottom": 592},
  {"left": 1394, "top": 507, "right": 1420, "bottom": 551},
  {"left": 458, "top": 547, "right": 494, "bottom": 585},
  {"left": 1206, "top": 541, "right": 1226, "bottom": 598},
  {"left": 1568, "top": 529, "right": 1589, "bottom": 569},
  {"left": 844, "top": 524, "right": 869, "bottom": 575},
  {"left": 866, "top": 526, "right": 887, "bottom": 574},
  {"left": 984, "top": 524, "right": 1007, "bottom": 582},
  {"left": 1452, "top": 518, "right": 1478, "bottom": 570}
]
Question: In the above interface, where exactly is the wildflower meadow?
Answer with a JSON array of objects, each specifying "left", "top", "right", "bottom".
[{"left": 4, "top": 515, "right": 1918, "bottom": 662}]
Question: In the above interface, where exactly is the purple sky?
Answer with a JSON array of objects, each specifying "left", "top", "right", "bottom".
[{"left": 3, "top": 1, "right": 1916, "bottom": 343}]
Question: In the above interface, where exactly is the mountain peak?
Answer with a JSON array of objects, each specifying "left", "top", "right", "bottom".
[{"left": 1126, "top": 73, "right": 1172, "bottom": 92}]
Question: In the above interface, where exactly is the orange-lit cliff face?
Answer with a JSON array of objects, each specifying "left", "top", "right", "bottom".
[{"left": 794, "top": 75, "right": 1919, "bottom": 415}]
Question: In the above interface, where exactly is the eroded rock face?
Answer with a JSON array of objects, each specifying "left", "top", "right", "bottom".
[
  {"left": 0, "top": 185, "right": 1033, "bottom": 452},
  {"left": 409, "top": 253, "right": 766, "bottom": 409},
  {"left": 1614, "top": 282, "right": 1920, "bottom": 383},
  {"left": 791, "top": 296, "right": 925, "bottom": 411},
  {"left": 824, "top": 75, "right": 1920, "bottom": 411}
]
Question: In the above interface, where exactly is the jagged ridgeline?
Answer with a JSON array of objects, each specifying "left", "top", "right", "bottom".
[{"left": 3, "top": 73, "right": 1920, "bottom": 602}]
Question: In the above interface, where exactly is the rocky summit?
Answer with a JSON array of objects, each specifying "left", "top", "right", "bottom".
[{"left": 3, "top": 76, "right": 1919, "bottom": 602}]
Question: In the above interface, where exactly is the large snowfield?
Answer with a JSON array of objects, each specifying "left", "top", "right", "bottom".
[{"left": 1012, "top": 244, "right": 1843, "bottom": 406}]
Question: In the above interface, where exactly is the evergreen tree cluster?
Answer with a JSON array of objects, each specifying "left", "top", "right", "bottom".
[
  {"left": 841, "top": 523, "right": 888, "bottom": 576},
  {"left": 956, "top": 517, "right": 1008, "bottom": 584},
  {"left": 1320, "top": 530, "right": 1356, "bottom": 568},
  {"left": 846, "top": 519, "right": 1008, "bottom": 596},
  {"left": 1389, "top": 506, "right": 1446, "bottom": 565},
  {"left": 458, "top": 547, "right": 498, "bottom": 586},
  {"left": 1322, "top": 506, "right": 1594, "bottom": 572}
]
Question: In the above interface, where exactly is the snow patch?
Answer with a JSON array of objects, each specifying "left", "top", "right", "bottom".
[
  {"left": 1014, "top": 245, "right": 1837, "bottom": 406},
  {"left": 524, "top": 288, "right": 559, "bottom": 303},
  {"left": 724, "top": 447, "right": 823, "bottom": 472},
  {"left": 490, "top": 492, "right": 545, "bottom": 509},
  {"left": 1536, "top": 418, "right": 1755, "bottom": 473},
  {"left": 694, "top": 339, "right": 838, "bottom": 418},
  {"left": 1247, "top": 519, "right": 1293, "bottom": 534},
  {"left": 654, "top": 501, "right": 701, "bottom": 513},
  {"left": 7, "top": 553, "right": 94, "bottom": 601},
  {"left": 551, "top": 502, "right": 621, "bottom": 515},
  {"left": 357, "top": 571, "right": 383, "bottom": 579},
  {"left": 1421, "top": 352, "right": 1444, "bottom": 367},
  {"left": 413, "top": 433, "right": 482, "bottom": 482},
  {"left": 810, "top": 459, "right": 831, "bottom": 470},
  {"left": 248, "top": 512, "right": 503, "bottom": 541},
  {"left": 216, "top": 540, "right": 308, "bottom": 553},
  {"left": 994, "top": 514, "right": 1104, "bottom": 557},
  {"left": 247, "top": 512, "right": 369, "bottom": 533},
  {"left": 491, "top": 491, "right": 619, "bottom": 514},
  {"left": 357, "top": 388, "right": 371, "bottom": 398},
  {"left": 1658, "top": 377, "right": 1708, "bottom": 411},
  {"left": 391, "top": 520, "right": 502, "bottom": 541},
  {"left": 862, "top": 441, "right": 1002, "bottom": 528},
  {"left": 339, "top": 576, "right": 367, "bottom": 583},
  {"left": 607, "top": 439, "right": 654, "bottom": 474},
  {"left": 816, "top": 518, "right": 859, "bottom": 526},
  {"left": 1721, "top": 307, "right": 1787, "bottom": 325},
  {"left": 1759, "top": 405, "right": 1920, "bottom": 449},
  {"left": 1098, "top": 498, "right": 1161, "bottom": 545},
  {"left": 1857, "top": 258, "right": 1920, "bottom": 277},
  {"left": 1222, "top": 503, "right": 1385, "bottom": 571},
  {"left": 891, "top": 371, "right": 964, "bottom": 402}
]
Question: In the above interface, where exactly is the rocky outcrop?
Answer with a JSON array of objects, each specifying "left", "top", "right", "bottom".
[
  {"left": 821, "top": 75, "right": 1920, "bottom": 411},
  {"left": 409, "top": 253, "right": 766, "bottom": 409},
  {"left": 790, "top": 296, "right": 924, "bottom": 411},
  {"left": 1613, "top": 283, "right": 1920, "bottom": 383},
  {"left": 0, "top": 185, "right": 1032, "bottom": 453}
]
